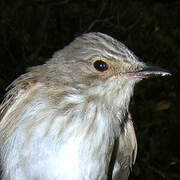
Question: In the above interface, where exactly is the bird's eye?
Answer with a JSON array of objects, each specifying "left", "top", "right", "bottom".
[{"left": 93, "top": 60, "right": 108, "bottom": 72}]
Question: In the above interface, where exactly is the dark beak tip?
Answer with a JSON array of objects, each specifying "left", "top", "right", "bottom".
[
  {"left": 127, "top": 65, "right": 171, "bottom": 78},
  {"left": 162, "top": 71, "right": 172, "bottom": 76},
  {"left": 152, "top": 71, "right": 171, "bottom": 77},
  {"left": 139, "top": 71, "right": 171, "bottom": 78},
  {"left": 139, "top": 65, "right": 171, "bottom": 77}
]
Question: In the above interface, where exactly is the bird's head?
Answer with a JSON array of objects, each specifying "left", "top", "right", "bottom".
[{"left": 45, "top": 32, "right": 170, "bottom": 108}]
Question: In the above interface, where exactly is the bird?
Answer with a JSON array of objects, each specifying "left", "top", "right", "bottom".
[{"left": 0, "top": 32, "right": 170, "bottom": 180}]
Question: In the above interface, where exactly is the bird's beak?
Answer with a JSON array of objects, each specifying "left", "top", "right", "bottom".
[{"left": 127, "top": 65, "right": 171, "bottom": 78}]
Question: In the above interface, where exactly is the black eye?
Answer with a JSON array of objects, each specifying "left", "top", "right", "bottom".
[{"left": 93, "top": 60, "right": 108, "bottom": 72}]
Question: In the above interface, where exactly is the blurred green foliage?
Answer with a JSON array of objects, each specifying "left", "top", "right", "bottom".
[{"left": 0, "top": 0, "right": 179, "bottom": 179}]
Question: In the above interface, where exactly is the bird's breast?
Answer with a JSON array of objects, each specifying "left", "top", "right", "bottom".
[{"left": 0, "top": 87, "right": 127, "bottom": 180}]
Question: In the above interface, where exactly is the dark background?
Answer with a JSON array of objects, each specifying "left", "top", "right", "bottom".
[{"left": 0, "top": 0, "right": 179, "bottom": 179}]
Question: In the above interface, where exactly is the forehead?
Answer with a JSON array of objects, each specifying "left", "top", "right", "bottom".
[
  {"left": 52, "top": 32, "right": 139, "bottom": 66},
  {"left": 72, "top": 33, "right": 138, "bottom": 63}
]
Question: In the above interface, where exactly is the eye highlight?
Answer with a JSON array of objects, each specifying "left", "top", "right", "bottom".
[{"left": 93, "top": 60, "right": 108, "bottom": 72}]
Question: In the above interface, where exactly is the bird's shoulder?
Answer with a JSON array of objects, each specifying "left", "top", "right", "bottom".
[{"left": 0, "top": 73, "right": 39, "bottom": 121}]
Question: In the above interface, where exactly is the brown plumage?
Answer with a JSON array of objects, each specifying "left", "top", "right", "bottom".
[{"left": 0, "top": 32, "right": 170, "bottom": 180}]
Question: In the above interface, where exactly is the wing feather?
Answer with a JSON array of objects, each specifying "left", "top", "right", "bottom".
[{"left": 109, "top": 113, "right": 137, "bottom": 180}]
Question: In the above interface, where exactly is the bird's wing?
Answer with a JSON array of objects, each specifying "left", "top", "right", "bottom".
[
  {"left": 0, "top": 74, "right": 34, "bottom": 119},
  {"left": 109, "top": 113, "right": 137, "bottom": 180},
  {"left": 0, "top": 74, "right": 41, "bottom": 142},
  {"left": 0, "top": 85, "right": 21, "bottom": 122}
]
